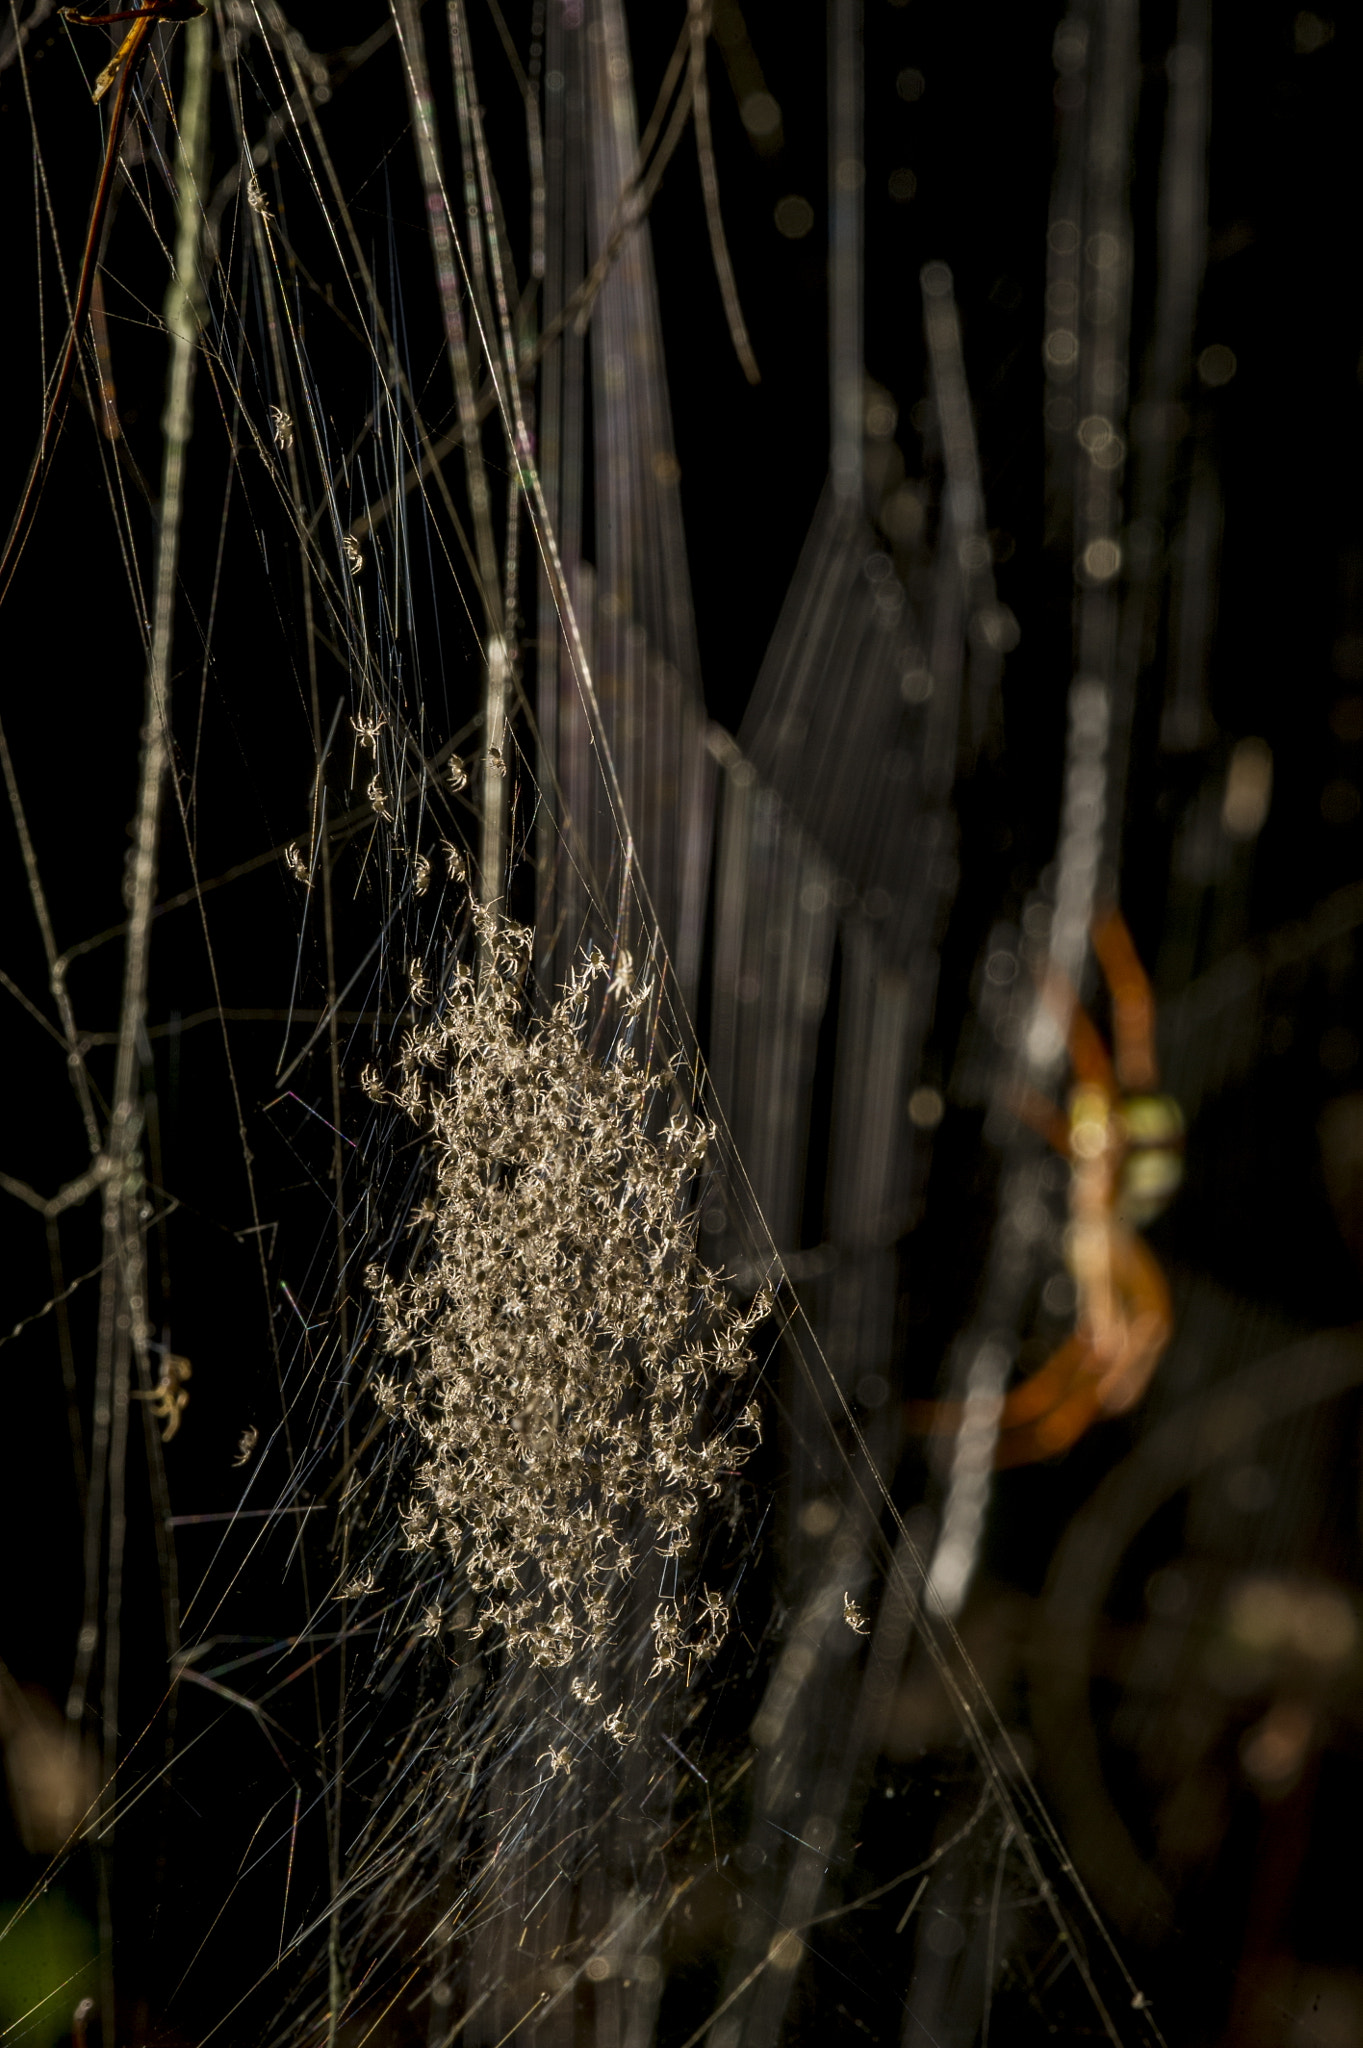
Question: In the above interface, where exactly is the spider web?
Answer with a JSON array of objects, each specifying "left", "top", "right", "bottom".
[{"left": 0, "top": 1, "right": 1278, "bottom": 2045}]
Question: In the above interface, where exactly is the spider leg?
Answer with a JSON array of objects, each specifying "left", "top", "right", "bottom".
[
  {"left": 995, "top": 1363, "right": 1106, "bottom": 1468},
  {"left": 1067, "top": 990, "right": 1118, "bottom": 1091},
  {"left": 903, "top": 1335, "right": 1088, "bottom": 1452},
  {"left": 901, "top": 1335, "right": 1102, "bottom": 1469},
  {"left": 906, "top": 1299, "right": 1166, "bottom": 1470},
  {"left": 1090, "top": 1227, "right": 1173, "bottom": 1413},
  {"left": 997, "top": 1332, "right": 1090, "bottom": 1430},
  {"left": 1007, "top": 1080, "right": 1073, "bottom": 1157},
  {"left": 1036, "top": 959, "right": 1117, "bottom": 1092},
  {"left": 1091, "top": 906, "right": 1159, "bottom": 1092},
  {"left": 992, "top": 1231, "right": 1172, "bottom": 1462}
]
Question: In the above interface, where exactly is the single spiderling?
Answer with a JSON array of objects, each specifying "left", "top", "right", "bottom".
[
  {"left": 352, "top": 710, "right": 386, "bottom": 753},
  {"left": 603, "top": 1706, "right": 636, "bottom": 1747},
  {"left": 608, "top": 948, "right": 634, "bottom": 1001},
  {"left": 133, "top": 1354, "right": 191, "bottom": 1442}
]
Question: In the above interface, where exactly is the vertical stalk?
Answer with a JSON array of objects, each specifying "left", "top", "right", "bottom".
[
  {"left": 480, "top": 634, "right": 509, "bottom": 912},
  {"left": 687, "top": 0, "right": 758, "bottom": 384},
  {"left": 85, "top": 17, "right": 208, "bottom": 2041},
  {"left": 448, "top": 1, "right": 514, "bottom": 923}
]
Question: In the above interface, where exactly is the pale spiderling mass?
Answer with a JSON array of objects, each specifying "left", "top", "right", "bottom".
[{"left": 365, "top": 904, "right": 767, "bottom": 1743}]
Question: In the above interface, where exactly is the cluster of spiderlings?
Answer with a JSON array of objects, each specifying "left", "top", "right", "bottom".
[{"left": 364, "top": 905, "right": 766, "bottom": 1741}]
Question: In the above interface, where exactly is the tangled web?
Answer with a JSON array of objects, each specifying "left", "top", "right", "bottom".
[{"left": 365, "top": 904, "right": 768, "bottom": 1745}]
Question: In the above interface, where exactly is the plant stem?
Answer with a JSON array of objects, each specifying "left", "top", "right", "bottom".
[{"left": 86, "top": 17, "right": 209, "bottom": 2040}]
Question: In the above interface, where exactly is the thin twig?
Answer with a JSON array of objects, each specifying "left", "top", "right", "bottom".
[
  {"left": 688, "top": 0, "right": 760, "bottom": 384},
  {"left": 0, "top": 6, "right": 163, "bottom": 604}
]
